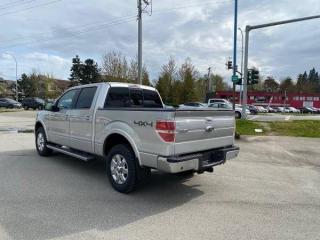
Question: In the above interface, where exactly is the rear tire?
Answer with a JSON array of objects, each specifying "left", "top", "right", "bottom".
[
  {"left": 235, "top": 111, "right": 241, "bottom": 119},
  {"left": 106, "top": 144, "right": 142, "bottom": 193},
  {"left": 35, "top": 127, "right": 52, "bottom": 156}
]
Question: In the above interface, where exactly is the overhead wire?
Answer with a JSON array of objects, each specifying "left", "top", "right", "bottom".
[
  {"left": 0, "top": 0, "right": 232, "bottom": 49},
  {"left": 0, "top": 16, "right": 137, "bottom": 49},
  {"left": 0, "top": 0, "right": 63, "bottom": 17}
]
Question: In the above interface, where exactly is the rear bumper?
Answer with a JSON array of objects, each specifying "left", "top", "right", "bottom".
[{"left": 157, "top": 146, "right": 239, "bottom": 173}]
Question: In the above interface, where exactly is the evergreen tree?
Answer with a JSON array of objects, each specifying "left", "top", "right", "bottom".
[
  {"left": 69, "top": 55, "right": 83, "bottom": 86},
  {"left": 18, "top": 73, "right": 36, "bottom": 97},
  {"left": 280, "top": 77, "right": 295, "bottom": 93},
  {"left": 69, "top": 56, "right": 101, "bottom": 86},
  {"left": 80, "top": 59, "right": 101, "bottom": 85},
  {"left": 263, "top": 76, "right": 279, "bottom": 92}
]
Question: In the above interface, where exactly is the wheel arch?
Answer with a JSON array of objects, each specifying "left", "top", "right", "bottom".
[
  {"left": 103, "top": 132, "right": 141, "bottom": 165},
  {"left": 35, "top": 121, "right": 49, "bottom": 140}
]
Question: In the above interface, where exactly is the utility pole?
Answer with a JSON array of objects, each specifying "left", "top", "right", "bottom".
[
  {"left": 207, "top": 67, "right": 212, "bottom": 92},
  {"left": 137, "top": 0, "right": 143, "bottom": 84},
  {"left": 242, "top": 14, "right": 320, "bottom": 119},
  {"left": 4, "top": 52, "right": 18, "bottom": 101},
  {"left": 137, "top": 0, "right": 152, "bottom": 85},
  {"left": 232, "top": 0, "right": 238, "bottom": 110},
  {"left": 238, "top": 27, "right": 244, "bottom": 105}
]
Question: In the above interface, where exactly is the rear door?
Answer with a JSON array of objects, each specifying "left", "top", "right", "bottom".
[
  {"left": 174, "top": 109, "right": 235, "bottom": 155},
  {"left": 69, "top": 86, "right": 98, "bottom": 153}
]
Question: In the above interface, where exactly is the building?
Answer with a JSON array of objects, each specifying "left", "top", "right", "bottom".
[{"left": 215, "top": 91, "right": 320, "bottom": 108}]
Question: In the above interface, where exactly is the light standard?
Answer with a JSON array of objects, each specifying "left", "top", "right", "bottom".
[
  {"left": 4, "top": 52, "right": 18, "bottom": 101},
  {"left": 238, "top": 27, "right": 244, "bottom": 105}
]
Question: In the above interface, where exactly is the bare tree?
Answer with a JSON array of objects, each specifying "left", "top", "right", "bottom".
[{"left": 102, "top": 51, "right": 129, "bottom": 82}]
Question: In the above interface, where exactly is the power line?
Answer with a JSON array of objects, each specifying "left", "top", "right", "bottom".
[
  {"left": 0, "top": 16, "right": 137, "bottom": 49},
  {"left": 154, "top": 0, "right": 232, "bottom": 13},
  {"left": 0, "top": 0, "right": 26, "bottom": 8},
  {"left": 0, "top": 0, "right": 37, "bottom": 11},
  {"left": 0, "top": 15, "right": 137, "bottom": 44},
  {"left": 0, "top": 0, "right": 63, "bottom": 17}
]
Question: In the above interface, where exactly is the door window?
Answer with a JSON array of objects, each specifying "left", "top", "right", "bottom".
[
  {"left": 57, "top": 89, "right": 78, "bottom": 110},
  {"left": 75, "top": 87, "right": 97, "bottom": 109}
]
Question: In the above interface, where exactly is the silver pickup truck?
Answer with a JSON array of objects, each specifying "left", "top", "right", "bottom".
[{"left": 35, "top": 82, "right": 239, "bottom": 193}]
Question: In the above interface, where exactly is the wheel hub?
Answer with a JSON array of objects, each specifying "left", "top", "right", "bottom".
[{"left": 110, "top": 154, "right": 128, "bottom": 185}]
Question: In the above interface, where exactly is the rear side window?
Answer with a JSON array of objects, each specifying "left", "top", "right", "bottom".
[
  {"left": 143, "top": 89, "right": 162, "bottom": 108},
  {"left": 130, "top": 89, "right": 143, "bottom": 107},
  {"left": 75, "top": 87, "right": 97, "bottom": 109},
  {"left": 104, "top": 87, "right": 130, "bottom": 108}
]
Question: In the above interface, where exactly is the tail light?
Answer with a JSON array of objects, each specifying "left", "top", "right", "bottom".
[{"left": 156, "top": 120, "right": 176, "bottom": 142}]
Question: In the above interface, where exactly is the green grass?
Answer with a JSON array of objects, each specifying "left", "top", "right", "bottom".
[
  {"left": 269, "top": 120, "right": 320, "bottom": 138},
  {"left": 236, "top": 120, "right": 266, "bottom": 136},
  {"left": 236, "top": 120, "right": 320, "bottom": 138}
]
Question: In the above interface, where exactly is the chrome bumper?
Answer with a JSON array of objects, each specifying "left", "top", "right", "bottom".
[{"left": 157, "top": 146, "right": 239, "bottom": 173}]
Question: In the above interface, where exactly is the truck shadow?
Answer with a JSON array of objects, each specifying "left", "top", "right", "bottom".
[{"left": 0, "top": 149, "right": 204, "bottom": 240}]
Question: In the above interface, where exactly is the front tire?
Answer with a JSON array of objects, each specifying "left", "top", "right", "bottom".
[
  {"left": 36, "top": 127, "right": 52, "bottom": 156},
  {"left": 106, "top": 144, "right": 142, "bottom": 193},
  {"left": 235, "top": 111, "right": 241, "bottom": 119}
]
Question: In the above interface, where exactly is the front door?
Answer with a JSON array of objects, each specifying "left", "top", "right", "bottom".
[
  {"left": 69, "top": 86, "right": 98, "bottom": 153},
  {"left": 47, "top": 89, "right": 78, "bottom": 146}
]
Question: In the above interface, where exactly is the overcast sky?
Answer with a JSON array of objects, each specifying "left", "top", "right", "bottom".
[{"left": 0, "top": 0, "right": 320, "bottom": 83}]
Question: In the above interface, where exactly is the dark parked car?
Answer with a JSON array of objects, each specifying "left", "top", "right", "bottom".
[
  {"left": 21, "top": 97, "right": 45, "bottom": 110},
  {"left": 248, "top": 105, "right": 258, "bottom": 114},
  {"left": 0, "top": 98, "right": 22, "bottom": 108},
  {"left": 300, "top": 107, "right": 316, "bottom": 114}
]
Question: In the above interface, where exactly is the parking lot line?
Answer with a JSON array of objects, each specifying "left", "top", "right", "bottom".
[{"left": 285, "top": 116, "right": 291, "bottom": 121}]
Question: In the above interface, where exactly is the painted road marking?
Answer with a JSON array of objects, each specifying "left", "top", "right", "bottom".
[{"left": 285, "top": 116, "right": 291, "bottom": 121}]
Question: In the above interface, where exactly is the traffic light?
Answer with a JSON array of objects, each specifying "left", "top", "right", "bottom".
[
  {"left": 247, "top": 69, "right": 259, "bottom": 85},
  {"left": 235, "top": 77, "right": 242, "bottom": 85},
  {"left": 226, "top": 60, "right": 233, "bottom": 70},
  {"left": 251, "top": 69, "right": 259, "bottom": 84}
]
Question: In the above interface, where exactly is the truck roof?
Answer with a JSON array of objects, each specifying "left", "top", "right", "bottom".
[{"left": 69, "top": 82, "right": 156, "bottom": 92}]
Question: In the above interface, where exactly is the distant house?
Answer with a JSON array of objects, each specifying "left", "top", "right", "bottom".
[
  {"left": 0, "top": 78, "right": 69, "bottom": 99},
  {"left": 0, "top": 79, "right": 16, "bottom": 98}
]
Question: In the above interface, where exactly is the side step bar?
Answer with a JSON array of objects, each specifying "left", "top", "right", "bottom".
[{"left": 47, "top": 144, "right": 95, "bottom": 161}]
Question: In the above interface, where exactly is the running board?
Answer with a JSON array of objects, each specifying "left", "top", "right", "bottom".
[{"left": 47, "top": 144, "right": 95, "bottom": 161}]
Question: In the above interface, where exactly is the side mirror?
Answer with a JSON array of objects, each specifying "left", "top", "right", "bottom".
[
  {"left": 45, "top": 103, "right": 59, "bottom": 112},
  {"left": 51, "top": 105, "right": 60, "bottom": 112}
]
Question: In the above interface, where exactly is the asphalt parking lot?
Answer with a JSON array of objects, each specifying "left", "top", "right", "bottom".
[{"left": 0, "top": 130, "right": 320, "bottom": 240}]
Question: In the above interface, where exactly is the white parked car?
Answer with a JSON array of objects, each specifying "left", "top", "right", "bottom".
[
  {"left": 286, "top": 107, "right": 300, "bottom": 113},
  {"left": 209, "top": 103, "right": 250, "bottom": 119},
  {"left": 256, "top": 106, "right": 268, "bottom": 113},
  {"left": 208, "top": 98, "right": 232, "bottom": 105},
  {"left": 179, "top": 102, "right": 207, "bottom": 109},
  {"left": 276, "top": 107, "right": 290, "bottom": 113}
]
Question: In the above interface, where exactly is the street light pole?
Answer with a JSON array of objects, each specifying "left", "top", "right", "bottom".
[
  {"left": 4, "top": 53, "right": 18, "bottom": 101},
  {"left": 232, "top": 0, "right": 238, "bottom": 110},
  {"left": 238, "top": 27, "right": 244, "bottom": 105},
  {"left": 242, "top": 14, "right": 320, "bottom": 119}
]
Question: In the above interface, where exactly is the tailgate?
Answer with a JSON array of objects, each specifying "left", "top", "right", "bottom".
[{"left": 174, "top": 109, "right": 235, "bottom": 155}]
